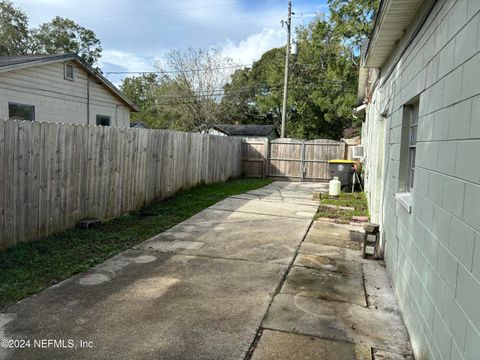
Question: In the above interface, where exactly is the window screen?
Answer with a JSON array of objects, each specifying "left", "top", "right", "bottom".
[
  {"left": 96, "top": 115, "right": 111, "bottom": 126},
  {"left": 8, "top": 103, "right": 35, "bottom": 121}
]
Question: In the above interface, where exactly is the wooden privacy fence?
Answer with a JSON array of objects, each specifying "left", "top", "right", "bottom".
[
  {"left": 242, "top": 138, "right": 343, "bottom": 181},
  {"left": 0, "top": 120, "right": 243, "bottom": 250},
  {"left": 242, "top": 137, "right": 269, "bottom": 178}
]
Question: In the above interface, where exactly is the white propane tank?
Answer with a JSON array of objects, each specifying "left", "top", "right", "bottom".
[{"left": 329, "top": 177, "right": 341, "bottom": 196}]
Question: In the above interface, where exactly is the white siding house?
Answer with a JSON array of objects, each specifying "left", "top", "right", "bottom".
[
  {"left": 0, "top": 54, "right": 139, "bottom": 127},
  {"left": 358, "top": 1, "right": 480, "bottom": 359}
]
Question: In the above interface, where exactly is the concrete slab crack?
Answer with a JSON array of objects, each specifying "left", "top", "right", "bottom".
[{"left": 244, "top": 219, "right": 315, "bottom": 360}]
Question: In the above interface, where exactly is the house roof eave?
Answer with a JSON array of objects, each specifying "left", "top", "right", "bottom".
[{"left": 364, "top": 0, "right": 425, "bottom": 69}]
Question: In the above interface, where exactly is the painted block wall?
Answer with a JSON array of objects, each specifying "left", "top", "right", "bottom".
[
  {"left": 0, "top": 62, "right": 131, "bottom": 128},
  {"left": 362, "top": 0, "right": 480, "bottom": 359}
]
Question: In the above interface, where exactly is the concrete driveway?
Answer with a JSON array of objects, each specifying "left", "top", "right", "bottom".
[
  {"left": 0, "top": 181, "right": 412, "bottom": 360},
  {"left": 0, "top": 182, "right": 324, "bottom": 360}
]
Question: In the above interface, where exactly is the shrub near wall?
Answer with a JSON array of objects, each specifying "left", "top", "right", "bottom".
[{"left": 0, "top": 120, "right": 243, "bottom": 250}]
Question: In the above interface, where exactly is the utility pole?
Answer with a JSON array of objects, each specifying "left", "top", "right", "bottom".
[{"left": 281, "top": 0, "right": 292, "bottom": 138}]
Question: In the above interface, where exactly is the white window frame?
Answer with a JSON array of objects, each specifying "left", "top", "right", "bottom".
[
  {"left": 398, "top": 101, "right": 419, "bottom": 193},
  {"left": 64, "top": 63, "right": 74, "bottom": 81},
  {"left": 407, "top": 103, "right": 418, "bottom": 191},
  {"left": 396, "top": 99, "right": 419, "bottom": 213}
]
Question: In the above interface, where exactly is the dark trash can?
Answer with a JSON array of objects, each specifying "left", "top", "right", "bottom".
[{"left": 328, "top": 160, "right": 355, "bottom": 188}]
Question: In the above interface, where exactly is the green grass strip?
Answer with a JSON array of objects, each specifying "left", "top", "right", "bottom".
[
  {"left": 0, "top": 178, "right": 272, "bottom": 309},
  {"left": 315, "top": 192, "right": 369, "bottom": 221}
]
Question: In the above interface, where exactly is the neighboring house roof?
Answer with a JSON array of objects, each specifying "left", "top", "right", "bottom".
[
  {"left": 212, "top": 124, "right": 278, "bottom": 137},
  {"left": 131, "top": 122, "right": 148, "bottom": 129},
  {"left": 343, "top": 127, "right": 361, "bottom": 139},
  {"left": 0, "top": 54, "right": 140, "bottom": 112}
]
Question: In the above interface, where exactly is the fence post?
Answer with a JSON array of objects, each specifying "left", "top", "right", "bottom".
[
  {"left": 300, "top": 140, "right": 305, "bottom": 182},
  {"left": 340, "top": 139, "right": 347, "bottom": 160},
  {"left": 263, "top": 138, "right": 270, "bottom": 179}
]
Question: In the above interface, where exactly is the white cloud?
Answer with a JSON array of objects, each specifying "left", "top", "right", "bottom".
[
  {"left": 98, "top": 50, "right": 154, "bottom": 73},
  {"left": 220, "top": 28, "right": 286, "bottom": 66}
]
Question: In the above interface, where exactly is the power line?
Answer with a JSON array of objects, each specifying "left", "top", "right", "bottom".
[
  {"left": 153, "top": 88, "right": 357, "bottom": 105},
  {"left": 105, "top": 59, "right": 355, "bottom": 76},
  {"left": 148, "top": 82, "right": 358, "bottom": 104},
  {"left": 150, "top": 83, "right": 357, "bottom": 99},
  {"left": 117, "top": 80, "right": 357, "bottom": 100},
  {"left": 105, "top": 64, "right": 253, "bottom": 75},
  {"left": 76, "top": 2, "right": 240, "bottom": 21},
  {"left": 96, "top": 13, "right": 285, "bottom": 33},
  {"left": 105, "top": 61, "right": 352, "bottom": 76}
]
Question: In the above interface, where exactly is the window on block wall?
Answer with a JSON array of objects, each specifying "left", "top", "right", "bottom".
[{"left": 399, "top": 100, "right": 419, "bottom": 192}]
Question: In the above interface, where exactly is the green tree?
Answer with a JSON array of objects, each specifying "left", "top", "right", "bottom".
[
  {"left": 221, "top": 19, "right": 356, "bottom": 140},
  {"left": 120, "top": 73, "right": 177, "bottom": 129},
  {"left": 221, "top": 0, "right": 379, "bottom": 140},
  {"left": 30, "top": 16, "right": 102, "bottom": 66},
  {"left": 286, "top": 18, "right": 357, "bottom": 139},
  {"left": 220, "top": 47, "right": 285, "bottom": 129},
  {"left": 0, "top": 1, "right": 102, "bottom": 66},
  {"left": 121, "top": 73, "right": 159, "bottom": 127},
  {"left": 0, "top": 0, "right": 30, "bottom": 55},
  {"left": 328, "top": 0, "right": 380, "bottom": 47},
  {"left": 220, "top": 67, "right": 260, "bottom": 124}
]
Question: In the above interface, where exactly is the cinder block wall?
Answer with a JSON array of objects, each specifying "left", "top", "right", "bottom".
[{"left": 363, "top": 0, "right": 480, "bottom": 359}]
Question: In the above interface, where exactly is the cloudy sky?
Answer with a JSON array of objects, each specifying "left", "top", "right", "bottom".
[{"left": 12, "top": 0, "right": 328, "bottom": 84}]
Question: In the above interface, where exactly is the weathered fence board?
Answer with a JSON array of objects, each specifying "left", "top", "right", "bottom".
[
  {"left": 0, "top": 121, "right": 4, "bottom": 245},
  {"left": 242, "top": 138, "right": 268, "bottom": 178},
  {"left": 0, "top": 120, "right": 243, "bottom": 250}
]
